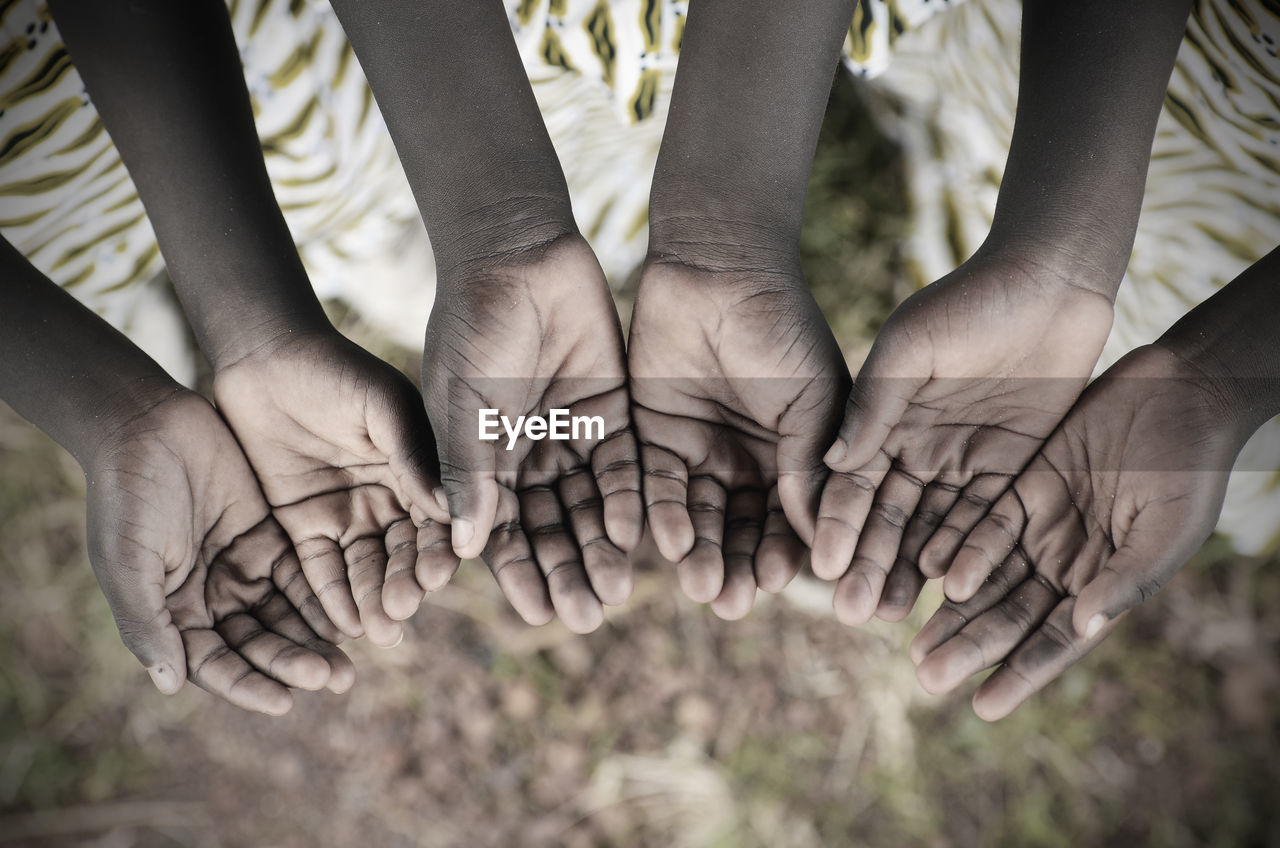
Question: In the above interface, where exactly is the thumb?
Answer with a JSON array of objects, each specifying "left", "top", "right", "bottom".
[
  {"left": 95, "top": 559, "right": 187, "bottom": 695},
  {"left": 824, "top": 348, "right": 927, "bottom": 473},
  {"left": 371, "top": 390, "right": 451, "bottom": 526},
  {"left": 438, "top": 418, "right": 501, "bottom": 561},
  {"left": 1071, "top": 511, "right": 1206, "bottom": 639},
  {"left": 776, "top": 374, "right": 848, "bottom": 546}
]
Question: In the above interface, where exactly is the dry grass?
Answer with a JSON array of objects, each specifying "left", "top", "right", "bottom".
[{"left": 2, "top": 75, "right": 1278, "bottom": 848}]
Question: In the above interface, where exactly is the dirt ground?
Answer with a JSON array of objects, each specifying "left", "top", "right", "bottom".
[{"left": 2, "top": 76, "right": 1278, "bottom": 848}]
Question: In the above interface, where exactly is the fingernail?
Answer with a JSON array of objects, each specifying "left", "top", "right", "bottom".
[
  {"left": 1084, "top": 614, "right": 1107, "bottom": 640},
  {"left": 823, "top": 440, "right": 848, "bottom": 467},
  {"left": 452, "top": 518, "right": 474, "bottom": 552},
  {"left": 148, "top": 663, "right": 181, "bottom": 694},
  {"left": 390, "top": 631, "right": 405, "bottom": 648},
  {"left": 433, "top": 487, "right": 449, "bottom": 513}
]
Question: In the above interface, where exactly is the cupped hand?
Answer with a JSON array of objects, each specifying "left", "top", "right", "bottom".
[
  {"left": 813, "top": 249, "right": 1114, "bottom": 625},
  {"left": 423, "top": 233, "right": 642, "bottom": 634},
  {"left": 909, "top": 344, "right": 1244, "bottom": 720},
  {"left": 627, "top": 258, "right": 851, "bottom": 619},
  {"left": 85, "top": 390, "right": 355, "bottom": 715},
  {"left": 212, "top": 331, "right": 456, "bottom": 646}
]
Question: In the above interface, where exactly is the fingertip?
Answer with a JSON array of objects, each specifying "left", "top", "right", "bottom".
[
  {"left": 451, "top": 518, "right": 481, "bottom": 559},
  {"left": 908, "top": 634, "right": 930, "bottom": 667},
  {"left": 147, "top": 663, "right": 184, "bottom": 696},
  {"left": 260, "top": 689, "right": 295, "bottom": 717},
  {"left": 604, "top": 494, "right": 645, "bottom": 553},
  {"left": 972, "top": 691, "right": 1014, "bottom": 723},
  {"left": 823, "top": 438, "right": 848, "bottom": 469},
  {"left": 325, "top": 653, "right": 357, "bottom": 695},
  {"left": 874, "top": 598, "right": 913, "bottom": 623},
  {"left": 562, "top": 601, "right": 605, "bottom": 635},
  {"left": 364, "top": 616, "right": 404, "bottom": 648},
  {"left": 650, "top": 506, "right": 695, "bottom": 563},
  {"left": 943, "top": 571, "right": 980, "bottom": 604},
  {"left": 710, "top": 585, "right": 756, "bottom": 621},
  {"left": 832, "top": 576, "right": 875, "bottom": 627},
  {"left": 290, "top": 652, "right": 334, "bottom": 692},
  {"left": 592, "top": 565, "right": 634, "bottom": 607},
  {"left": 677, "top": 547, "right": 724, "bottom": 604}
]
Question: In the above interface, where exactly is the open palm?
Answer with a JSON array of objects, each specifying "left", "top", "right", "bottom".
[
  {"left": 628, "top": 260, "right": 850, "bottom": 619},
  {"left": 909, "top": 344, "right": 1244, "bottom": 719},
  {"left": 813, "top": 251, "right": 1114, "bottom": 624},
  {"left": 85, "top": 390, "right": 354, "bottom": 715},
  {"left": 212, "top": 331, "right": 456, "bottom": 646},
  {"left": 424, "top": 234, "right": 642, "bottom": 633}
]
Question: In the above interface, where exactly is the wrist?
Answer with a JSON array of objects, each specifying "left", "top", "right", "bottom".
[
  {"left": 1154, "top": 333, "right": 1280, "bottom": 444},
  {"left": 425, "top": 193, "right": 579, "bottom": 283},
  {"left": 79, "top": 375, "right": 189, "bottom": 474},
  {"left": 646, "top": 205, "right": 802, "bottom": 277},
  {"left": 970, "top": 233, "right": 1124, "bottom": 305}
]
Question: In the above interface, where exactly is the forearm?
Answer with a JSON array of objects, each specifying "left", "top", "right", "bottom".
[
  {"left": 1158, "top": 245, "right": 1280, "bottom": 439},
  {"left": 49, "top": 0, "right": 331, "bottom": 370},
  {"left": 327, "top": 0, "right": 576, "bottom": 279},
  {"left": 985, "top": 0, "right": 1192, "bottom": 292},
  {"left": 647, "top": 0, "right": 857, "bottom": 266},
  {"left": 0, "top": 240, "right": 180, "bottom": 468}
]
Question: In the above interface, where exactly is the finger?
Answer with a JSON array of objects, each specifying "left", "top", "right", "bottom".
[
  {"left": 440, "top": 439, "right": 500, "bottom": 561},
  {"left": 916, "top": 566, "right": 1061, "bottom": 696},
  {"left": 910, "top": 550, "right": 1033, "bottom": 665},
  {"left": 483, "top": 488, "right": 554, "bottom": 626},
  {"left": 776, "top": 377, "right": 847, "bottom": 545},
  {"left": 291, "top": 535, "right": 364, "bottom": 639},
  {"left": 215, "top": 606, "right": 332, "bottom": 692},
  {"left": 874, "top": 554, "right": 928, "bottom": 622},
  {"left": 382, "top": 516, "right": 427, "bottom": 621},
  {"left": 711, "top": 488, "right": 765, "bottom": 620},
  {"left": 520, "top": 485, "right": 604, "bottom": 634},
  {"left": 972, "top": 596, "right": 1121, "bottom": 721},
  {"left": 592, "top": 428, "right": 644, "bottom": 553},
  {"left": 810, "top": 449, "right": 892, "bottom": 581},
  {"left": 560, "top": 468, "right": 633, "bottom": 606},
  {"left": 902, "top": 480, "right": 962, "bottom": 579},
  {"left": 677, "top": 476, "right": 728, "bottom": 604},
  {"left": 640, "top": 443, "right": 695, "bottom": 562},
  {"left": 250, "top": 592, "right": 357, "bottom": 694},
  {"left": 919, "top": 474, "right": 1012, "bottom": 578},
  {"left": 268, "top": 545, "right": 343, "bottom": 645},
  {"left": 823, "top": 366, "right": 926, "bottom": 472},
  {"left": 754, "top": 487, "right": 807, "bottom": 593},
  {"left": 413, "top": 518, "right": 460, "bottom": 594},
  {"left": 943, "top": 488, "right": 1027, "bottom": 603},
  {"left": 1071, "top": 511, "right": 1200, "bottom": 638},
  {"left": 90, "top": 552, "right": 187, "bottom": 696},
  {"left": 182, "top": 628, "right": 293, "bottom": 716},
  {"left": 833, "top": 469, "right": 924, "bottom": 626},
  {"left": 371, "top": 386, "right": 451, "bottom": 525},
  {"left": 344, "top": 535, "right": 403, "bottom": 647}
]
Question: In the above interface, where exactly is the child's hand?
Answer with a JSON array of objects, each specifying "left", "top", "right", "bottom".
[
  {"left": 907, "top": 344, "right": 1242, "bottom": 720},
  {"left": 212, "top": 332, "right": 456, "bottom": 646},
  {"left": 85, "top": 390, "right": 354, "bottom": 715},
  {"left": 627, "top": 258, "right": 850, "bottom": 619},
  {"left": 423, "top": 233, "right": 642, "bottom": 634},
  {"left": 813, "top": 249, "right": 1114, "bottom": 624}
]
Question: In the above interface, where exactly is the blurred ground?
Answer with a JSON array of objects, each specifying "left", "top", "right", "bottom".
[{"left": 2, "top": 74, "right": 1279, "bottom": 848}]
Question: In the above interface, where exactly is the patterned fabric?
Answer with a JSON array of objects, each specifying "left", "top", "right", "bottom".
[{"left": 0, "top": 0, "right": 1276, "bottom": 550}]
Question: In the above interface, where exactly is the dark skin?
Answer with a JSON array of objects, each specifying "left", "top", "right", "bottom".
[
  {"left": 910, "top": 245, "right": 1280, "bottom": 720},
  {"left": 326, "top": 0, "right": 643, "bottom": 633},
  {"left": 0, "top": 239, "right": 353, "bottom": 714},
  {"left": 813, "top": 0, "right": 1195, "bottom": 625},
  {"left": 49, "top": 0, "right": 457, "bottom": 645},
  {"left": 629, "top": 0, "right": 856, "bottom": 617}
]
